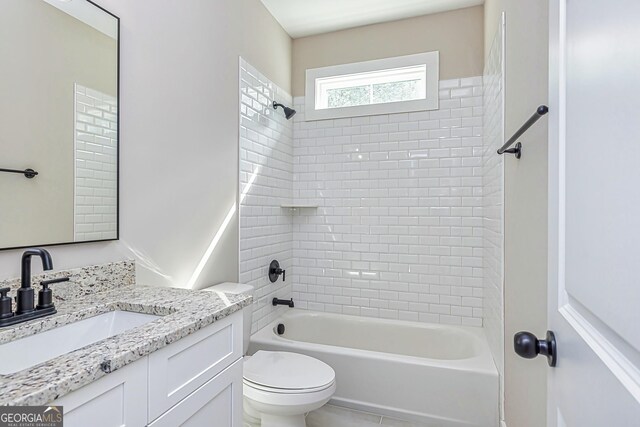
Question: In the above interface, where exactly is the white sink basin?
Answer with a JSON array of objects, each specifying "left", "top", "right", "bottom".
[{"left": 0, "top": 311, "right": 161, "bottom": 375}]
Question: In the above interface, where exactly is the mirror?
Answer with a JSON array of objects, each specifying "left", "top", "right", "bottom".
[{"left": 0, "top": 0, "right": 119, "bottom": 250}]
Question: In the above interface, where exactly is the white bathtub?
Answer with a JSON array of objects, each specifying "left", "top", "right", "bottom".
[{"left": 249, "top": 310, "right": 498, "bottom": 427}]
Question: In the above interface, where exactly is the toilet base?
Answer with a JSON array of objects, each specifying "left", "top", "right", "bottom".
[
  {"left": 260, "top": 413, "right": 306, "bottom": 427},
  {"left": 243, "top": 383, "right": 335, "bottom": 427},
  {"left": 244, "top": 398, "right": 311, "bottom": 427},
  {"left": 244, "top": 404, "right": 307, "bottom": 427}
]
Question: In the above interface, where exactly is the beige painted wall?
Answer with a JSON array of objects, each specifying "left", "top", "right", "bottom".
[
  {"left": 291, "top": 6, "right": 484, "bottom": 96},
  {"left": 484, "top": 1, "right": 550, "bottom": 426},
  {"left": 0, "top": 0, "right": 117, "bottom": 248},
  {"left": 0, "top": 0, "right": 292, "bottom": 290}
]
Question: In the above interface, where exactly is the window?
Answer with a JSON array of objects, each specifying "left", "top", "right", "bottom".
[
  {"left": 305, "top": 52, "right": 439, "bottom": 121},
  {"left": 316, "top": 65, "right": 427, "bottom": 109}
]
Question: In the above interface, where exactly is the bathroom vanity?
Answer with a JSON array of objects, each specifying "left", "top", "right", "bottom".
[
  {"left": 0, "top": 261, "right": 251, "bottom": 427},
  {"left": 54, "top": 310, "right": 244, "bottom": 427}
]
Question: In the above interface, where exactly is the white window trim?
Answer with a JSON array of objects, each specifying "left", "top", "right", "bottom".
[{"left": 305, "top": 51, "right": 439, "bottom": 121}]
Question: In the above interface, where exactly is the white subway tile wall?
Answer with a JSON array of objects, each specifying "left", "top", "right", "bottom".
[
  {"left": 239, "top": 59, "right": 294, "bottom": 333},
  {"left": 290, "top": 77, "right": 485, "bottom": 326},
  {"left": 74, "top": 84, "right": 118, "bottom": 241},
  {"left": 483, "top": 18, "right": 505, "bottom": 416}
]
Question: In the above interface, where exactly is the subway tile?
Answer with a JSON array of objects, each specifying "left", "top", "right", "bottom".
[{"left": 242, "top": 74, "right": 489, "bottom": 328}]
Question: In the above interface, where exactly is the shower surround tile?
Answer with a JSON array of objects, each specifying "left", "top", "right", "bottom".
[
  {"left": 483, "top": 14, "right": 506, "bottom": 420},
  {"left": 239, "top": 58, "right": 294, "bottom": 333},
  {"left": 238, "top": 61, "right": 489, "bottom": 328},
  {"left": 291, "top": 77, "right": 485, "bottom": 326}
]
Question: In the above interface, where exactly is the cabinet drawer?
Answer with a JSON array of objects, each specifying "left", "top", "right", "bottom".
[
  {"left": 52, "top": 356, "right": 148, "bottom": 427},
  {"left": 148, "top": 358, "right": 243, "bottom": 427},
  {"left": 148, "top": 310, "right": 242, "bottom": 421}
]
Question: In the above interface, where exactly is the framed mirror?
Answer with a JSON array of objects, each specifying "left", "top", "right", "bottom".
[{"left": 0, "top": 0, "right": 119, "bottom": 250}]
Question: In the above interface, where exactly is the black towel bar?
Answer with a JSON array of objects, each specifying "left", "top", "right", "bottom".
[
  {"left": 0, "top": 168, "right": 38, "bottom": 178},
  {"left": 498, "top": 105, "right": 549, "bottom": 159}
]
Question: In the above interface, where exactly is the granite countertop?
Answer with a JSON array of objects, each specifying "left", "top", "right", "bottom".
[{"left": 0, "top": 285, "right": 251, "bottom": 406}]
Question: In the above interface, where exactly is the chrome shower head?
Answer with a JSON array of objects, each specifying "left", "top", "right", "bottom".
[{"left": 273, "top": 101, "right": 296, "bottom": 120}]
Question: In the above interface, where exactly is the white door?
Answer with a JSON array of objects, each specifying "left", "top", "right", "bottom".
[{"left": 546, "top": 0, "right": 640, "bottom": 425}]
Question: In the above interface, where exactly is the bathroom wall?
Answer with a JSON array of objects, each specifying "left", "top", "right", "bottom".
[
  {"left": 0, "top": 0, "right": 292, "bottom": 290},
  {"left": 239, "top": 58, "right": 294, "bottom": 333},
  {"left": 483, "top": 14, "right": 505, "bottom": 422},
  {"left": 291, "top": 6, "right": 484, "bottom": 96},
  {"left": 290, "top": 77, "right": 485, "bottom": 325},
  {"left": 484, "top": 2, "right": 550, "bottom": 427}
]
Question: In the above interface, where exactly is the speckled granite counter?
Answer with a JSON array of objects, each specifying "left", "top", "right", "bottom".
[{"left": 0, "top": 271, "right": 251, "bottom": 406}]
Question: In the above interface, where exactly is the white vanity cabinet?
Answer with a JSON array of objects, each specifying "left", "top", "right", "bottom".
[
  {"left": 148, "top": 359, "right": 242, "bottom": 427},
  {"left": 51, "top": 311, "right": 243, "bottom": 427},
  {"left": 53, "top": 356, "right": 148, "bottom": 427}
]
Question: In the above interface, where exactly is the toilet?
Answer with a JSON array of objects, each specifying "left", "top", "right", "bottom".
[{"left": 204, "top": 283, "right": 336, "bottom": 427}]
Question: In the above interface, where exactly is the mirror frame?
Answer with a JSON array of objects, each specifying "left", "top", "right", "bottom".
[{"left": 2, "top": 0, "right": 120, "bottom": 251}]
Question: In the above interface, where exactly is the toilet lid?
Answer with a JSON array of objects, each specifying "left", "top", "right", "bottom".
[{"left": 243, "top": 351, "right": 335, "bottom": 390}]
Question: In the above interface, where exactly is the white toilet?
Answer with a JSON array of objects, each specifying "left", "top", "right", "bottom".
[{"left": 204, "top": 283, "right": 336, "bottom": 427}]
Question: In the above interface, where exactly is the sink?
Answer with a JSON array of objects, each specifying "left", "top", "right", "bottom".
[{"left": 0, "top": 311, "right": 161, "bottom": 375}]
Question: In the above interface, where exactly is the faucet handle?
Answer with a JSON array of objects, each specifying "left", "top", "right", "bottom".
[
  {"left": 268, "top": 260, "right": 286, "bottom": 283},
  {"left": 0, "top": 288, "right": 13, "bottom": 319},
  {"left": 36, "top": 277, "right": 67, "bottom": 310},
  {"left": 40, "top": 277, "right": 70, "bottom": 287}
]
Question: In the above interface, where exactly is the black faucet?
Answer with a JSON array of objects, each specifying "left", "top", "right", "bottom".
[
  {"left": 0, "top": 248, "right": 62, "bottom": 327},
  {"left": 272, "top": 298, "right": 294, "bottom": 308},
  {"left": 17, "top": 248, "right": 53, "bottom": 315}
]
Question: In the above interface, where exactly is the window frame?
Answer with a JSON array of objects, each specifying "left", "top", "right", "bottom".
[{"left": 304, "top": 51, "right": 439, "bottom": 121}]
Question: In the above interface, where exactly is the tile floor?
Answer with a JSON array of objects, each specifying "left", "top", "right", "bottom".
[
  {"left": 305, "top": 405, "right": 433, "bottom": 427},
  {"left": 244, "top": 404, "right": 436, "bottom": 427}
]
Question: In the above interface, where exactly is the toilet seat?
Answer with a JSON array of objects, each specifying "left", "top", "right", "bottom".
[
  {"left": 243, "top": 378, "right": 335, "bottom": 394},
  {"left": 243, "top": 351, "right": 335, "bottom": 392},
  {"left": 243, "top": 378, "right": 336, "bottom": 416}
]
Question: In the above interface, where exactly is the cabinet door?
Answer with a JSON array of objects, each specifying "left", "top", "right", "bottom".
[
  {"left": 149, "top": 358, "right": 243, "bottom": 427},
  {"left": 52, "top": 357, "right": 148, "bottom": 427},
  {"left": 148, "top": 311, "right": 242, "bottom": 421}
]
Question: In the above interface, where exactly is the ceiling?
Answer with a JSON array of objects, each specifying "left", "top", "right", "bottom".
[
  {"left": 260, "top": 0, "right": 484, "bottom": 38},
  {"left": 42, "top": 0, "right": 117, "bottom": 39}
]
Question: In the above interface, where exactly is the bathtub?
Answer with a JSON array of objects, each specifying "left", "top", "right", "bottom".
[{"left": 249, "top": 309, "right": 498, "bottom": 427}]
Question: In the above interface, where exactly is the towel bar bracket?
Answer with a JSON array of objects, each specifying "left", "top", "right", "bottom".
[{"left": 502, "top": 142, "right": 522, "bottom": 159}]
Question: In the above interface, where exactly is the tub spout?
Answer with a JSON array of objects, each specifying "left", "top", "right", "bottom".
[{"left": 272, "top": 298, "right": 294, "bottom": 308}]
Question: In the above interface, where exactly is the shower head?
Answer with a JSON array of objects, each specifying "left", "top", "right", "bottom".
[{"left": 273, "top": 101, "right": 297, "bottom": 120}]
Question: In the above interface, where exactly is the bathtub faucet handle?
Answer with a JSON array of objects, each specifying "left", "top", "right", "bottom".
[{"left": 268, "top": 260, "right": 286, "bottom": 283}]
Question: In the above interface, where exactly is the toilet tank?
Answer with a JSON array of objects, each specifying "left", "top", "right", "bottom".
[{"left": 202, "top": 282, "right": 254, "bottom": 354}]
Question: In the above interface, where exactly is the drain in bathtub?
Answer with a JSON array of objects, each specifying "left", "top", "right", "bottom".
[{"left": 276, "top": 323, "right": 285, "bottom": 335}]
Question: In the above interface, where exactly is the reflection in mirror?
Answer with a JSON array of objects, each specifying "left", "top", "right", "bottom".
[{"left": 0, "top": 0, "right": 119, "bottom": 250}]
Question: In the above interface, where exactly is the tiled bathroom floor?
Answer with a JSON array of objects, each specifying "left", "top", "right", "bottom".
[
  {"left": 305, "top": 405, "right": 434, "bottom": 427},
  {"left": 244, "top": 404, "right": 436, "bottom": 427}
]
